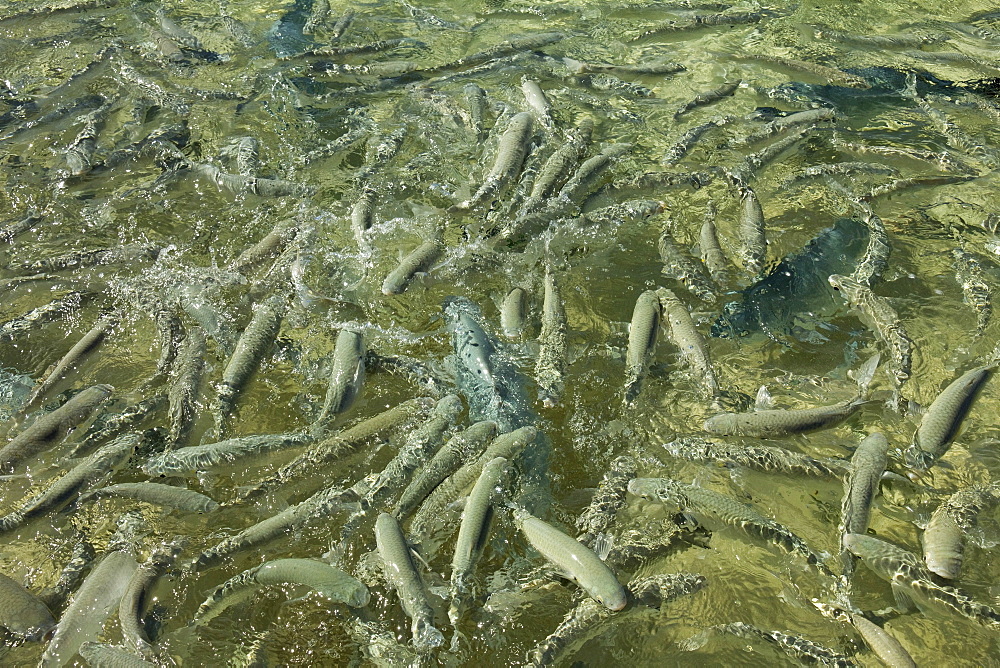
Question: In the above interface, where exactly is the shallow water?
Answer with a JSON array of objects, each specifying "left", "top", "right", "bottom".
[{"left": 2, "top": 0, "right": 1000, "bottom": 665}]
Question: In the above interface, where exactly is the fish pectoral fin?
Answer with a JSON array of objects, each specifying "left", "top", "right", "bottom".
[
  {"left": 590, "top": 532, "right": 614, "bottom": 561},
  {"left": 890, "top": 581, "right": 918, "bottom": 614}
]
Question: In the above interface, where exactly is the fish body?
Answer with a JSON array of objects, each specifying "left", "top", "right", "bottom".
[
  {"left": 737, "top": 186, "right": 766, "bottom": 277},
  {"left": 923, "top": 483, "right": 1000, "bottom": 579},
  {"left": 535, "top": 268, "right": 567, "bottom": 407},
  {"left": 904, "top": 363, "right": 995, "bottom": 470},
  {"left": 704, "top": 397, "right": 866, "bottom": 437},
  {"left": 375, "top": 513, "right": 444, "bottom": 649},
  {"left": 704, "top": 622, "right": 857, "bottom": 667},
  {"left": 662, "top": 437, "right": 849, "bottom": 478},
  {"left": 78, "top": 482, "right": 218, "bottom": 513},
  {"left": 314, "top": 329, "right": 365, "bottom": 433},
  {"left": 844, "top": 533, "right": 1000, "bottom": 627},
  {"left": 450, "top": 111, "right": 533, "bottom": 211},
  {"left": 623, "top": 290, "right": 661, "bottom": 405},
  {"left": 713, "top": 217, "right": 870, "bottom": 339},
  {"left": 829, "top": 274, "right": 912, "bottom": 387},
  {"left": 40, "top": 550, "right": 139, "bottom": 668},
  {"left": 514, "top": 509, "right": 627, "bottom": 611},
  {"left": 0, "top": 573, "right": 54, "bottom": 640},
  {"left": 382, "top": 241, "right": 442, "bottom": 295},
  {"left": 629, "top": 478, "right": 832, "bottom": 575},
  {"left": 449, "top": 456, "right": 509, "bottom": 625},
  {"left": 658, "top": 288, "right": 719, "bottom": 397},
  {"left": 167, "top": 325, "right": 206, "bottom": 448},
  {"left": 501, "top": 287, "right": 529, "bottom": 340},
  {"left": 839, "top": 432, "right": 888, "bottom": 572},
  {"left": 658, "top": 227, "right": 716, "bottom": 303},
  {"left": 0, "top": 383, "right": 113, "bottom": 471},
  {"left": 575, "top": 455, "right": 636, "bottom": 545}
]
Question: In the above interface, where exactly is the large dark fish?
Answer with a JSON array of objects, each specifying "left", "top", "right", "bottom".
[{"left": 712, "top": 217, "right": 869, "bottom": 341}]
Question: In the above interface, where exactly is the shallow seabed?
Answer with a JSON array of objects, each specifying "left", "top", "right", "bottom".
[{"left": 2, "top": 0, "right": 1000, "bottom": 665}]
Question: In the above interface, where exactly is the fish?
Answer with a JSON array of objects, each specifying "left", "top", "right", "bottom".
[
  {"left": 444, "top": 296, "right": 533, "bottom": 430},
  {"left": 521, "top": 79, "right": 553, "bottom": 129},
  {"left": 119, "top": 541, "right": 183, "bottom": 657},
  {"left": 337, "top": 395, "right": 464, "bottom": 550},
  {"left": 844, "top": 533, "right": 1000, "bottom": 628},
  {"left": 844, "top": 612, "right": 917, "bottom": 668},
  {"left": 66, "top": 395, "right": 165, "bottom": 458},
  {"left": 0, "top": 432, "right": 138, "bottom": 534},
  {"left": 746, "top": 54, "right": 870, "bottom": 88},
  {"left": 829, "top": 274, "right": 913, "bottom": 392},
  {"left": 658, "top": 226, "right": 716, "bottom": 303},
  {"left": 375, "top": 513, "right": 444, "bottom": 649},
  {"left": 77, "top": 482, "right": 219, "bottom": 513},
  {"left": 411, "top": 425, "right": 534, "bottom": 543},
  {"left": 78, "top": 643, "right": 155, "bottom": 668},
  {"left": 23, "top": 315, "right": 112, "bottom": 410},
  {"left": 0, "top": 292, "right": 87, "bottom": 342},
  {"left": 661, "top": 437, "right": 849, "bottom": 478},
  {"left": 144, "top": 431, "right": 313, "bottom": 476},
  {"left": 699, "top": 203, "right": 732, "bottom": 284},
  {"left": 658, "top": 288, "right": 720, "bottom": 397},
  {"left": 313, "top": 329, "right": 365, "bottom": 434},
  {"left": 674, "top": 80, "right": 741, "bottom": 118},
  {"left": 519, "top": 118, "right": 594, "bottom": 215},
  {"left": 575, "top": 455, "right": 636, "bottom": 546},
  {"left": 450, "top": 111, "right": 534, "bottom": 212},
  {"left": 213, "top": 292, "right": 287, "bottom": 438},
  {"left": 527, "top": 573, "right": 706, "bottom": 666},
  {"left": 535, "top": 267, "right": 568, "bottom": 407},
  {"left": 662, "top": 116, "right": 733, "bottom": 165},
  {"left": 514, "top": 508, "right": 627, "bottom": 611},
  {"left": 839, "top": 432, "right": 889, "bottom": 574},
  {"left": 40, "top": 550, "right": 139, "bottom": 668},
  {"left": 904, "top": 363, "right": 996, "bottom": 470},
  {"left": 393, "top": 420, "right": 498, "bottom": 520},
  {"left": 737, "top": 186, "right": 767, "bottom": 277},
  {"left": 689, "top": 622, "right": 857, "bottom": 667},
  {"left": 449, "top": 456, "right": 509, "bottom": 628},
  {"left": 238, "top": 397, "right": 432, "bottom": 502},
  {"left": 623, "top": 290, "right": 661, "bottom": 405},
  {"left": 0, "top": 383, "right": 113, "bottom": 472},
  {"left": 628, "top": 478, "right": 833, "bottom": 575},
  {"left": 196, "top": 558, "right": 368, "bottom": 624},
  {"left": 381, "top": 240, "right": 442, "bottom": 295},
  {"left": 165, "top": 325, "right": 206, "bottom": 449},
  {"left": 501, "top": 287, "right": 529, "bottom": 340},
  {"left": 0, "top": 572, "right": 55, "bottom": 641},
  {"left": 703, "top": 396, "right": 867, "bottom": 438},
  {"left": 952, "top": 247, "right": 992, "bottom": 335},
  {"left": 922, "top": 483, "right": 1000, "bottom": 579},
  {"left": 713, "top": 217, "right": 870, "bottom": 340}
]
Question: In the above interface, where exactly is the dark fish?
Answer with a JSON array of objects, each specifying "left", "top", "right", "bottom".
[{"left": 712, "top": 217, "right": 870, "bottom": 340}]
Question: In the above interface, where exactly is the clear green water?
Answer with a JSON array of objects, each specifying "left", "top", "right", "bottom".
[{"left": 2, "top": 0, "right": 1000, "bottom": 665}]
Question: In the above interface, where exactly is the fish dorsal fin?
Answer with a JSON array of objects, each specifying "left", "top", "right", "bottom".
[{"left": 754, "top": 385, "right": 772, "bottom": 411}]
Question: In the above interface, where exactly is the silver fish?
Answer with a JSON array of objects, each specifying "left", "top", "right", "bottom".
[
  {"left": 829, "top": 274, "right": 912, "bottom": 391},
  {"left": 40, "top": 550, "right": 139, "bottom": 668},
  {"left": 375, "top": 513, "right": 444, "bottom": 649},
  {"left": 0, "top": 383, "right": 113, "bottom": 471},
  {"left": 703, "top": 396, "right": 866, "bottom": 438},
  {"left": 658, "top": 288, "right": 720, "bottom": 397},
  {"left": 844, "top": 533, "right": 1000, "bottom": 628},
  {"left": 450, "top": 111, "right": 533, "bottom": 212},
  {"left": 78, "top": 482, "right": 218, "bottom": 513},
  {"left": 535, "top": 267, "right": 567, "bottom": 407},
  {"left": 904, "top": 363, "right": 995, "bottom": 470},
  {"left": 662, "top": 436, "right": 849, "bottom": 478},
  {"left": 923, "top": 483, "right": 1000, "bottom": 579},
  {"left": 394, "top": 420, "right": 498, "bottom": 520},
  {"left": 675, "top": 80, "right": 740, "bottom": 118},
  {"left": 382, "top": 240, "right": 442, "bottom": 295},
  {"left": 839, "top": 432, "right": 888, "bottom": 573},
  {"left": 119, "top": 541, "right": 182, "bottom": 656},
  {"left": 449, "top": 456, "right": 509, "bottom": 627},
  {"left": 575, "top": 455, "right": 636, "bottom": 546},
  {"left": 737, "top": 185, "right": 766, "bottom": 276},
  {"left": 629, "top": 478, "right": 833, "bottom": 575},
  {"left": 166, "top": 325, "right": 206, "bottom": 449},
  {"left": 0, "top": 572, "right": 55, "bottom": 641},
  {"left": 314, "top": 329, "right": 365, "bottom": 433},
  {"left": 623, "top": 290, "right": 661, "bottom": 405},
  {"left": 514, "top": 508, "right": 627, "bottom": 611}
]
